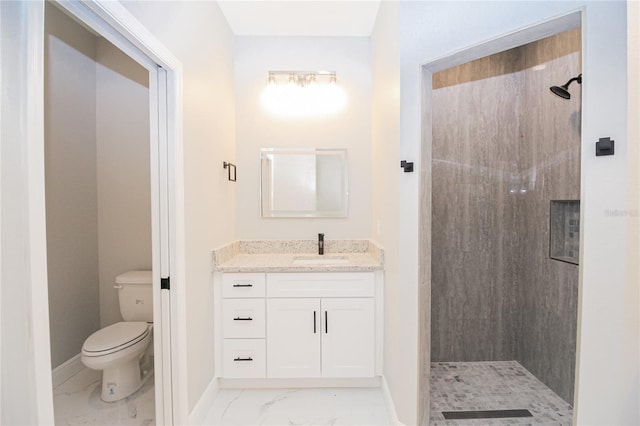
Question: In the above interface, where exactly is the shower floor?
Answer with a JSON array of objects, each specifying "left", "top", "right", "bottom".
[{"left": 430, "top": 361, "right": 573, "bottom": 425}]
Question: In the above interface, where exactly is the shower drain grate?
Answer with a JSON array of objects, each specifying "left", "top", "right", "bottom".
[{"left": 442, "top": 409, "right": 533, "bottom": 420}]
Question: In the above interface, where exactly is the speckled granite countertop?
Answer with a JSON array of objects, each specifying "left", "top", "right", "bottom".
[{"left": 212, "top": 240, "right": 384, "bottom": 273}]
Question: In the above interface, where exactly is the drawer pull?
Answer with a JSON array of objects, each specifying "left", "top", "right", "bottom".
[
  {"left": 233, "top": 317, "right": 253, "bottom": 321},
  {"left": 233, "top": 357, "right": 253, "bottom": 362},
  {"left": 313, "top": 311, "right": 317, "bottom": 334},
  {"left": 233, "top": 283, "right": 253, "bottom": 288},
  {"left": 325, "top": 311, "right": 328, "bottom": 334}
]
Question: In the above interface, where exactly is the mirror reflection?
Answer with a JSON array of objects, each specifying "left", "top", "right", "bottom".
[{"left": 260, "top": 148, "right": 348, "bottom": 218}]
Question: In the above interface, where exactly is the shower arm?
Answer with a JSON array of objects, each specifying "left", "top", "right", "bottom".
[{"left": 562, "top": 74, "right": 582, "bottom": 89}]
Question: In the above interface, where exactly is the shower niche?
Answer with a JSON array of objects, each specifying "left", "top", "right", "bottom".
[{"left": 550, "top": 200, "right": 580, "bottom": 264}]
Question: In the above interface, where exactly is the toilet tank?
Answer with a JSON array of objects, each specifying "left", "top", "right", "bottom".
[{"left": 116, "top": 271, "right": 153, "bottom": 322}]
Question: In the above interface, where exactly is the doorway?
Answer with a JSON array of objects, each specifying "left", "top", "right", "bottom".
[
  {"left": 44, "top": 2, "right": 157, "bottom": 422},
  {"left": 418, "top": 12, "right": 583, "bottom": 426},
  {"left": 5, "top": 0, "right": 186, "bottom": 423}
]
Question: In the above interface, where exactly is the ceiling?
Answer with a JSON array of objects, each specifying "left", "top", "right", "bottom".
[{"left": 217, "top": 1, "right": 382, "bottom": 37}]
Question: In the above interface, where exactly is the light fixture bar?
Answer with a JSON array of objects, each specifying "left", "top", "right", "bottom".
[
  {"left": 268, "top": 70, "right": 336, "bottom": 77},
  {"left": 267, "top": 71, "right": 338, "bottom": 88}
]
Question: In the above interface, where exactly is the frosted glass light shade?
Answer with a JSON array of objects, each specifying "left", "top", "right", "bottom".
[{"left": 261, "top": 80, "right": 347, "bottom": 118}]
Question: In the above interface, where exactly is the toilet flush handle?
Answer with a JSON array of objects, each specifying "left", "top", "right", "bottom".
[{"left": 113, "top": 285, "right": 124, "bottom": 289}]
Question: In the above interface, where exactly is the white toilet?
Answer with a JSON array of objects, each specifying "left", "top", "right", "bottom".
[{"left": 81, "top": 270, "right": 154, "bottom": 402}]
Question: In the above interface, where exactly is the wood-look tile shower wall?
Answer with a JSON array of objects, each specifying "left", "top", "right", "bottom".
[{"left": 431, "top": 29, "right": 581, "bottom": 403}]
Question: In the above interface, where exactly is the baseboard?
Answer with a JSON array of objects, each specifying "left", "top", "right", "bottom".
[
  {"left": 52, "top": 353, "right": 83, "bottom": 388},
  {"left": 188, "top": 376, "right": 220, "bottom": 425},
  {"left": 219, "top": 376, "right": 381, "bottom": 389},
  {"left": 381, "top": 375, "right": 404, "bottom": 426}
]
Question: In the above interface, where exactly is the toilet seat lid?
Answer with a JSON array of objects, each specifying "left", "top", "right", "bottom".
[{"left": 83, "top": 322, "right": 149, "bottom": 354}]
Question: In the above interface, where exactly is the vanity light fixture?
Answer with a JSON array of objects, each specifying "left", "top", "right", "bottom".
[
  {"left": 268, "top": 70, "right": 335, "bottom": 87},
  {"left": 261, "top": 70, "right": 347, "bottom": 118}
]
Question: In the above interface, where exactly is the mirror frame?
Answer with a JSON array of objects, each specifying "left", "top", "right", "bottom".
[{"left": 260, "top": 148, "right": 349, "bottom": 218}]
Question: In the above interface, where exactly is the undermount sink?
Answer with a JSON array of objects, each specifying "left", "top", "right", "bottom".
[{"left": 292, "top": 255, "right": 350, "bottom": 266}]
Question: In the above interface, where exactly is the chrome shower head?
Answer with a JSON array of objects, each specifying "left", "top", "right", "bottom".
[{"left": 550, "top": 74, "right": 582, "bottom": 99}]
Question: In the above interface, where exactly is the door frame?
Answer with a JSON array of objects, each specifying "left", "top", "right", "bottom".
[{"left": 31, "top": 0, "right": 187, "bottom": 423}]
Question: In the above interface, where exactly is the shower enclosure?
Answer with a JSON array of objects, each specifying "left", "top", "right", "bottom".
[{"left": 429, "top": 28, "right": 581, "bottom": 423}]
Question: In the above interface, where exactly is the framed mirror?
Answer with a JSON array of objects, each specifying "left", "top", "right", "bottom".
[{"left": 260, "top": 148, "right": 348, "bottom": 218}]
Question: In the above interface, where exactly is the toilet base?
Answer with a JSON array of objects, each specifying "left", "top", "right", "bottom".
[{"left": 100, "top": 348, "right": 154, "bottom": 402}]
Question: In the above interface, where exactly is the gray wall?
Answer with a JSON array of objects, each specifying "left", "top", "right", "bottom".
[
  {"left": 44, "top": 4, "right": 101, "bottom": 369},
  {"left": 431, "top": 29, "right": 581, "bottom": 403},
  {"left": 96, "top": 39, "right": 151, "bottom": 328},
  {"left": 518, "top": 30, "right": 581, "bottom": 404},
  {"left": 431, "top": 48, "right": 523, "bottom": 362}
]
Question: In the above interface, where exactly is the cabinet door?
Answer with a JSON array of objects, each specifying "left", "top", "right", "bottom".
[
  {"left": 321, "top": 298, "right": 375, "bottom": 378},
  {"left": 267, "top": 298, "right": 321, "bottom": 378}
]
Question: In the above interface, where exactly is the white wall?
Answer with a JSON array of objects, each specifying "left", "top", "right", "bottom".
[
  {"left": 370, "top": 2, "right": 410, "bottom": 424},
  {"left": 1, "top": 1, "right": 54, "bottom": 423},
  {"left": 95, "top": 38, "right": 151, "bottom": 328},
  {"left": 234, "top": 36, "right": 372, "bottom": 240},
  {"left": 121, "top": 0, "right": 236, "bottom": 412},
  {"left": 397, "top": 1, "right": 637, "bottom": 424},
  {"left": 44, "top": 3, "right": 101, "bottom": 369},
  {"left": 623, "top": 0, "right": 640, "bottom": 422}
]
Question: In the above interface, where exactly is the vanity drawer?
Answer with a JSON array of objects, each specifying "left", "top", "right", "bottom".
[
  {"left": 223, "top": 299, "right": 265, "bottom": 338},
  {"left": 223, "top": 339, "right": 266, "bottom": 378},
  {"left": 266, "top": 272, "right": 375, "bottom": 298},
  {"left": 223, "top": 273, "right": 266, "bottom": 298}
]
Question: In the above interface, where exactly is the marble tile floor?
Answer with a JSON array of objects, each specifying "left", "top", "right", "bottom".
[
  {"left": 202, "top": 387, "right": 391, "bottom": 425},
  {"left": 430, "top": 361, "right": 573, "bottom": 425},
  {"left": 53, "top": 365, "right": 155, "bottom": 425}
]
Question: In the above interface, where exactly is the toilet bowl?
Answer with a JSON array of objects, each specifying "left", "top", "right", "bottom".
[
  {"left": 81, "top": 271, "right": 154, "bottom": 402},
  {"left": 82, "top": 322, "right": 153, "bottom": 401}
]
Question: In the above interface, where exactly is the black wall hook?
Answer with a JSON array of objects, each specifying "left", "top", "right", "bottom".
[
  {"left": 223, "top": 162, "right": 237, "bottom": 181},
  {"left": 401, "top": 160, "right": 414, "bottom": 173},
  {"left": 595, "top": 137, "right": 614, "bottom": 157}
]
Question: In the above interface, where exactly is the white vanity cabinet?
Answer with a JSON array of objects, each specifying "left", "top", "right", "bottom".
[{"left": 219, "top": 271, "right": 379, "bottom": 381}]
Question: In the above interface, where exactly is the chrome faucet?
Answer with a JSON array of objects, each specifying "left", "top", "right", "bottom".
[{"left": 318, "top": 233, "right": 324, "bottom": 255}]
